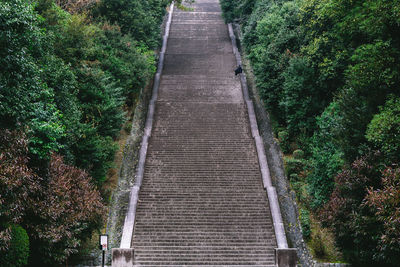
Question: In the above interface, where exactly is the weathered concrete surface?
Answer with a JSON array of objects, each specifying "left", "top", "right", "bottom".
[
  {"left": 129, "top": 0, "right": 283, "bottom": 266},
  {"left": 276, "top": 248, "right": 298, "bottom": 267},
  {"left": 112, "top": 249, "right": 134, "bottom": 267}
]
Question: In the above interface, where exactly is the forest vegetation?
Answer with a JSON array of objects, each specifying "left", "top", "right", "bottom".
[
  {"left": 220, "top": 0, "right": 400, "bottom": 266},
  {"left": 0, "top": 0, "right": 170, "bottom": 265},
  {"left": 2, "top": 0, "right": 400, "bottom": 266}
]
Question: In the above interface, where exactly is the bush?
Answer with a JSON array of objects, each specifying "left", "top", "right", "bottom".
[
  {"left": 308, "top": 102, "right": 344, "bottom": 209},
  {"left": 322, "top": 153, "right": 387, "bottom": 266},
  {"left": 293, "top": 149, "right": 304, "bottom": 159},
  {"left": 95, "top": 0, "right": 168, "bottom": 48},
  {"left": 299, "top": 208, "right": 311, "bottom": 241},
  {"left": 1, "top": 0, "right": 167, "bottom": 265},
  {"left": 336, "top": 40, "right": 400, "bottom": 162},
  {"left": 366, "top": 95, "right": 400, "bottom": 164},
  {"left": 278, "top": 130, "right": 290, "bottom": 153},
  {"left": 284, "top": 156, "right": 305, "bottom": 179},
  {"left": 0, "top": 130, "right": 40, "bottom": 234},
  {"left": 365, "top": 167, "right": 400, "bottom": 266},
  {"left": 281, "top": 56, "right": 319, "bottom": 136},
  {"left": 29, "top": 154, "right": 105, "bottom": 265},
  {"left": 242, "top": 0, "right": 304, "bottom": 126},
  {"left": 0, "top": 225, "right": 29, "bottom": 267},
  {"left": 309, "top": 228, "right": 326, "bottom": 259},
  {"left": 220, "top": 0, "right": 256, "bottom": 23}
]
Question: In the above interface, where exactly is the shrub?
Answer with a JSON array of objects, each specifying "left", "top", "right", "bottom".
[
  {"left": 309, "top": 228, "right": 326, "bottom": 259},
  {"left": 0, "top": 130, "right": 41, "bottom": 240},
  {"left": 336, "top": 40, "right": 400, "bottom": 162},
  {"left": 29, "top": 154, "right": 105, "bottom": 265},
  {"left": 321, "top": 153, "right": 387, "bottom": 266},
  {"left": 220, "top": 0, "right": 256, "bottom": 23},
  {"left": 281, "top": 56, "right": 319, "bottom": 136},
  {"left": 278, "top": 130, "right": 290, "bottom": 153},
  {"left": 366, "top": 95, "right": 400, "bottom": 164},
  {"left": 0, "top": 225, "right": 29, "bottom": 267},
  {"left": 95, "top": 0, "right": 168, "bottom": 48},
  {"left": 365, "top": 167, "right": 400, "bottom": 266},
  {"left": 293, "top": 149, "right": 304, "bottom": 159},
  {"left": 308, "top": 102, "right": 344, "bottom": 209},
  {"left": 299, "top": 208, "right": 311, "bottom": 241},
  {"left": 284, "top": 156, "right": 305, "bottom": 179}
]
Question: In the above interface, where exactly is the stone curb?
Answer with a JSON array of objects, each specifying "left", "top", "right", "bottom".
[
  {"left": 228, "top": 23, "right": 290, "bottom": 251},
  {"left": 119, "top": 2, "right": 175, "bottom": 249}
]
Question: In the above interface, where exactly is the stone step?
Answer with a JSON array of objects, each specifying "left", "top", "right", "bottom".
[
  {"left": 130, "top": 0, "right": 278, "bottom": 265},
  {"left": 134, "top": 262, "right": 276, "bottom": 267},
  {"left": 133, "top": 228, "right": 274, "bottom": 233},
  {"left": 134, "top": 258, "right": 275, "bottom": 263},
  {"left": 166, "top": 38, "right": 232, "bottom": 55},
  {"left": 172, "top": 20, "right": 226, "bottom": 25},
  {"left": 139, "top": 185, "right": 262, "bottom": 190},
  {"left": 133, "top": 243, "right": 276, "bottom": 248},
  {"left": 134, "top": 219, "right": 272, "bottom": 224},
  {"left": 135, "top": 261, "right": 275, "bottom": 264},
  {"left": 133, "top": 262, "right": 275, "bottom": 266},
  {"left": 175, "top": 3, "right": 221, "bottom": 12},
  {"left": 133, "top": 236, "right": 275, "bottom": 241},
  {"left": 163, "top": 54, "right": 236, "bottom": 75},
  {"left": 172, "top": 12, "right": 223, "bottom": 21},
  {"left": 131, "top": 243, "right": 276, "bottom": 247},
  {"left": 134, "top": 250, "right": 275, "bottom": 255},
  {"left": 134, "top": 264, "right": 275, "bottom": 267},
  {"left": 134, "top": 214, "right": 272, "bottom": 219},
  {"left": 135, "top": 230, "right": 273, "bottom": 234},
  {"left": 160, "top": 74, "right": 237, "bottom": 82},
  {"left": 169, "top": 25, "right": 228, "bottom": 39}
]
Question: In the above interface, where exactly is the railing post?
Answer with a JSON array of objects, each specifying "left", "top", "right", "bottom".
[
  {"left": 275, "top": 248, "right": 298, "bottom": 267},
  {"left": 112, "top": 248, "right": 134, "bottom": 267}
]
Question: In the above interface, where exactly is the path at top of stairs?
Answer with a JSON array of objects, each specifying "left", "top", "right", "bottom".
[{"left": 131, "top": 0, "right": 277, "bottom": 265}]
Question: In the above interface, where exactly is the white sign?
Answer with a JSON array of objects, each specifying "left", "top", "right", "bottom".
[{"left": 100, "top": 235, "right": 108, "bottom": 251}]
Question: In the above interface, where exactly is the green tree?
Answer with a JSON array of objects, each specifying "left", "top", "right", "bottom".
[
  {"left": 96, "top": 0, "right": 168, "bottom": 48},
  {"left": 281, "top": 56, "right": 318, "bottom": 136},
  {"left": 308, "top": 102, "right": 344, "bottom": 209},
  {"left": 336, "top": 41, "right": 400, "bottom": 162},
  {"left": 366, "top": 95, "right": 400, "bottom": 164}
]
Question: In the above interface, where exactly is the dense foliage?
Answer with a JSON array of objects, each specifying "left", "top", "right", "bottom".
[
  {"left": 221, "top": 0, "right": 400, "bottom": 265},
  {"left": 0, "top": 0, "right": 168, "bottom": 265},
  {"left": 0, "top": 225, "right": 30, "bottom": 267}
]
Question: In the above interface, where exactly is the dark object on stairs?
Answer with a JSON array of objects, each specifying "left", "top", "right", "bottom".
[{"left": 235, "top": 65, "right": 243, "bottom": 75}]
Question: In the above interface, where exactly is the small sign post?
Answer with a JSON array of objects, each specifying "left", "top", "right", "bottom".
[{"left": 99, "top": 234, "right": 108, "bottom": 267}]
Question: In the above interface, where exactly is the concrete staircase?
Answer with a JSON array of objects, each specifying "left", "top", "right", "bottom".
[{"left": 131, "top": 0, "right": 278, "bottom": 265}]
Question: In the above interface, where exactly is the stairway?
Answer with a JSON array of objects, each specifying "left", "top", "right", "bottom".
[{"left": 131, "top": 0, "right": 277, "bottom": 265}]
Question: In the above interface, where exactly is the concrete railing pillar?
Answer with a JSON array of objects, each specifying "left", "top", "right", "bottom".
[
  {"left": 275, "top": 248, "right": 297, "bottom": 267},
  {"left": 112, "top": 248, "right": 134, "bottom": 267}
]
